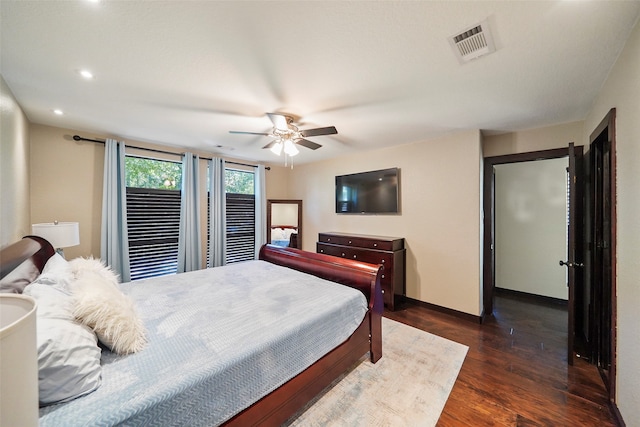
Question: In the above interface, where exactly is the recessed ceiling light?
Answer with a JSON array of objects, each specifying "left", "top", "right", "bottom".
[
  {"left": 53, "top": 109, "right": 64, "bottom": 115},
  {"left": 79, "top": 69, "right": 94, "bottom": 79}
]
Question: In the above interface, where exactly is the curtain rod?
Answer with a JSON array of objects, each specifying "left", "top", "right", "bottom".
[{"left": 72, "top": 135, "right": 270, "bottom": 170}]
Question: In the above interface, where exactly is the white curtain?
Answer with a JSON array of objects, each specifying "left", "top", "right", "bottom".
[
  {"left": 254, "top": 164, "right": 267, "bottom": 258},
  {"left": 177, "top": 153, "right": 201, "bottom": 273},
  {"left": 208, "top": 157, "right": 226, "bottom": 267},
  {"left": 101, "top": 138, "right": 131, "bottom": 282}
]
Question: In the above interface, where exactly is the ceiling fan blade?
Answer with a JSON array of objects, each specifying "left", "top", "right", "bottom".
[
  {"left": 262, "top": 140, "right": 278, "bottom": 149},
  {"left": 300, "top": 126, "right": 338, "bottom": 137},
  {"left": 266, "top": 113, "right": 291, "bottom": 131},
  {"left": 295, "top": 138, "right": 322, "bottom": 150},
  {"left": 229, "top": 131, "right": 271, "bottom": 136}
]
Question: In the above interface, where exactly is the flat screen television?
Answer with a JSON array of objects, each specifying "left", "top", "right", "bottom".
[{"left": 335, "top": 167, "right": 400, "bottom": 214}]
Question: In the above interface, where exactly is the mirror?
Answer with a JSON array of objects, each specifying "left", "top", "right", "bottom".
[{"left": 267, "top": 199, "right": 302, "bottom": 249}]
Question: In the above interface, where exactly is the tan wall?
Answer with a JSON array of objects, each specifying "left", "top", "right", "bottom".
[
  {"left": 495, "top": 158, "right": 568, "bottom": 299},
  {"left": 583, "top": 20, "right": 640, "bottom": 424},
  {"left": 288, "top": 129, "right": 483, "bottom": 316},
  {"left": 483, "top": 121, "right": 584, "bottom": 157},
  {"left": 29, "top": 124, "right": 279, "bottom": 264},
  {"left": 0, "top": 75, "right": 31, "bottom": 247}
]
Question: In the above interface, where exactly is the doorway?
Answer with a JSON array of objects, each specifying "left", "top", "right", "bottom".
[{"left": 482, "top": 146, "right": 585, "bottom": 365}]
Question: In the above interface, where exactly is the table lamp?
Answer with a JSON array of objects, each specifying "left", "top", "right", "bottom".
[{"left": 31, "top": 221, "right": 80, "bottom": 257}]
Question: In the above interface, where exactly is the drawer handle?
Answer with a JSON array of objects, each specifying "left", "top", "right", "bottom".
[
  {"left": 381, "top": 274, "right": 385, "bottom": 279},
  {"left": 374, "top": 243, "right": 377, "bottom": 247},
  {"left": 381, "top": 289, "right": 385, "bottom": 294},
  {"left": 341, "top": 253, "right": 345, "bottom": 257},
  {"left": 328, "top": 238, "right": 331, "bottom": 241},
  {"left": 349, "top": 240, "right": 352, "bottom": 244},
  {"left": 320, "top": 250, "right": 324, "bottom": 253},
  {"left": 381, "top": 259, "right": 385, "bottom": 263},
  {"left": 353, "top": 255, "right": 357, "bottom": 259}
]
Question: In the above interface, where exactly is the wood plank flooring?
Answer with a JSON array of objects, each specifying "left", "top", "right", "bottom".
[{"left": 384, "top": 294, "right": 617, "bottom": 426}]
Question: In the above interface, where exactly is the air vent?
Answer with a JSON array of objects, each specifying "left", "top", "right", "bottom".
[{"left": 449, "top": 19, "right": 496, "bottom": 63}]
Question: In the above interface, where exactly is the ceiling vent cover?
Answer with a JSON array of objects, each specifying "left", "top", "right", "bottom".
[{"left": 449, "top": 19, "right": 496, "bottom": 63}]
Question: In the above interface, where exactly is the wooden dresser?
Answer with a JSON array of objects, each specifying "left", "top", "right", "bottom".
[{"left": 316, "top": 232, "right": 406, "bottom": 310}]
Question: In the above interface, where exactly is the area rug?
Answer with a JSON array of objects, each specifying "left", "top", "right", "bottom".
[{"left": 285, "top": 317, "right": 468, "bottom": 426}]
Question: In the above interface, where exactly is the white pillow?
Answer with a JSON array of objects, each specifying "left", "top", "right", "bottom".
[
  {"left": 271, "top": 227, "right": 286, "bottom": 241},
  {"left": 283, "top": 228, "right": 296, "bottom": 240},
  {"left": 68, "top": 258, "right": 147, "bottom": 355},
  {"left": 30, "top": 253, "right": 71, "bottom": 286},
  {"left": 23, "top": 281, "right": 102, "bottom": 406}
]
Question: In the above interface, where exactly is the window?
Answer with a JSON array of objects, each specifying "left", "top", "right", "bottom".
[
  {"left": 206, "top": 168, "right": 257, "bottom": 265},
  {"left": 225, "top": 169, "right": 255, "bottom": 264},
  {"left": 125, "top": 156, "right": 182, "bottom": 280}
]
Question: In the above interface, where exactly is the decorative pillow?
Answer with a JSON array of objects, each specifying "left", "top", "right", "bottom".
[
  {"left": 68, "top": 257, "right": 147, "bottom": 355},
  {"left": 23, "top": 281, "right": 102, "bottom": 406}
]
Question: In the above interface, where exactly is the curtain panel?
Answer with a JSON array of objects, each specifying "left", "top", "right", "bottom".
[
  {"left": 177, "top": 153, "right": 201, "bottom": 273},
  {"left": 101, "top": 139, "right": 131, "bottom": 282},
  {"left": 208, "top": 157, "right": 226, "bottom": 267},
  {"left": 254, "top": 164, "right": 267, "bottom": 258}
]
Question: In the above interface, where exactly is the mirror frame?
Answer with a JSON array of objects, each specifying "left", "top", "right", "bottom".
[{"left": 267, "top": 199, "right": 303, "bottom": 249}]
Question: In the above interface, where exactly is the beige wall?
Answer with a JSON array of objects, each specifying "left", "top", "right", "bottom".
[
  {"left": 29, "top": 124, "right": 279, "bottom": 264},
  {"left": 483, "top": 121, "right": 584, "bottom": 157},
  {"left": 288, "top": 129, "right": 483, "bottom": 316},
  {"left": 0, "top": 75, "right": 31, "bottom": 247},
  {"left": 495, "top": 158, "right": 568, "bottom": 300},
  {"left": 583, "top": 20, "right": 640, "bottom": 425}
]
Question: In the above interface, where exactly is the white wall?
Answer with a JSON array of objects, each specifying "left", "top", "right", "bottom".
[
  {"left": 495, "top": 158, "right": 568, "bottom": 300},
  {"left": 583, "top": 20, "right": 640, "bottom": 426},
  {"left": 288, "top": 129, "right": 483, "bottom": 316},
  {"left": 0, "top": 75, "right": 30, "bottom": 247}
]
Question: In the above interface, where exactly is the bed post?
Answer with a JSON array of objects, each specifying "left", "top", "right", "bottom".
[{"left": 369, "top": 271, "right": 383, "bottom": 363}]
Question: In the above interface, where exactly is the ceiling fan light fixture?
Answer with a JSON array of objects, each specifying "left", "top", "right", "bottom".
[
  {"left": 270, "top": 141, "right": 283, "bottom": 156},
  {"left": 284, "top": 139, "right": 299, "bottom": 156}
]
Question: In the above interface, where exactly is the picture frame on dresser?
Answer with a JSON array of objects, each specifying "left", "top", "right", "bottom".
[{"left": 317, "top": 232, "right": 406, "bottom": 310}]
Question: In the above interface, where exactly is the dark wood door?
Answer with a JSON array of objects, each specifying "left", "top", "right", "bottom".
[{"left": 589, "top": 110, "right": 616, "bottom": 396}]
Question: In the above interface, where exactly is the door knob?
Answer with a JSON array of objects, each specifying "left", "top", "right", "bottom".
[{"left": 559, "top": 260, "right": 584, "bottom": 268}]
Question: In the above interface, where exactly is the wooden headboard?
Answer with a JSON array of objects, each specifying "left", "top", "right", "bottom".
[{"left": 0, "top": 236, "right": 55, "bottom": 285}]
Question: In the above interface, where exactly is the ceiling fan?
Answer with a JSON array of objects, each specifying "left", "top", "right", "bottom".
[{"left": 229, "top": 113, "right": 337, "bottom": 153}]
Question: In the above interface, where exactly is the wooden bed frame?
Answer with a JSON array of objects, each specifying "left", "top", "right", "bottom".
[{"left": 0, "top": 237, "right": 383, "bottom": 426}]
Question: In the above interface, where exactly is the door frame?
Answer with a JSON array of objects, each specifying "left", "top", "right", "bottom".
[
  {"left": 483, "top": 147, "right": 574, "bottom": 315},
  {"left": 588, "top": 108, "right": 617, "bottom": 402}
]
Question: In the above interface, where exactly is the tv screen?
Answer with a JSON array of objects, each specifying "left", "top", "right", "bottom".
[{"left": 335, "top": 168, "right": 400, "bottom": 214}]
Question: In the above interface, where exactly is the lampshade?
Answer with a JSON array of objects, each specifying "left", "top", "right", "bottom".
[
  {"left": 31, "top": 222, "right": 80, "bottom": 249},
  {"left": 0, "top": 294, "right": 39, "bottom": 427}
]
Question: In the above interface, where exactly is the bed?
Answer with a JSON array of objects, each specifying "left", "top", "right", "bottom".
[
  {"left": 270, "top": 225, "right": 298, "bottom": 248},
  {"left": 0, "top": 236, "right": 383, "bottom": 426}
]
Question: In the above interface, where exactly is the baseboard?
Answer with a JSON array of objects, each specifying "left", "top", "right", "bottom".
[
  {"left": 402, "top": 296, "right": 482, "bottom": 324},
  {"left": 495, "top": 287, "right": 568, "bottom": 307}
]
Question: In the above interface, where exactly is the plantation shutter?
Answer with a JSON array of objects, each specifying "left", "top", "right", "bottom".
[
  {"left": 225, "top": 193, "right": 255, "bottom": 264},
  {"left": 126, "top": 188, "right": 181, "bottom": 280}
]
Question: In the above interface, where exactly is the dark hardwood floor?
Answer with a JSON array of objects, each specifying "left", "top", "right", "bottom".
[{"left": 384, "top": 294, "right": 616, "bottom": 426}]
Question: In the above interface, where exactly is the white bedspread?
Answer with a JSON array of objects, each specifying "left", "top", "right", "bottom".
[{"left": 39, "top": 260, "right": 367, "bottom": 426}]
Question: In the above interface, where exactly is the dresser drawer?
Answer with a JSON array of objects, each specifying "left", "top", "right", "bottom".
[
  {"left": 317, "top": 243, "right": 391, "bottom": 266},
  {"left": 318, "top": 233, "right": 399, "bottom": 251}
]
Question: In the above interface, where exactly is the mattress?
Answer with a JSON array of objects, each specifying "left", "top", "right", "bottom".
[{"left": 39, "top": 260, "right": 368, "bottom": 426}]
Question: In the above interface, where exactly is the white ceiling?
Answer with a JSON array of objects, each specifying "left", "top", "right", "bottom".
[{"left": 2, "top": 1, "right": 639, "bottom": 165}]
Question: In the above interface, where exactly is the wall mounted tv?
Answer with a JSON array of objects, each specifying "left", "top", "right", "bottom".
[{"left": 335, "top": 167, "right": 400, "bottom": 214}]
